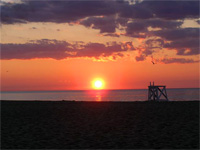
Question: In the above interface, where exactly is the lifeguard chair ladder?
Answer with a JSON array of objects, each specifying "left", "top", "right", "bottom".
[{"left": 148, "top": 82, "right": 169, "bottom": 101}]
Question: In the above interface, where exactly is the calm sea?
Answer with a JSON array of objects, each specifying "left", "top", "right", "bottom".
[{"left": 1, "top": 88, "right": 199, "bottom": 101}]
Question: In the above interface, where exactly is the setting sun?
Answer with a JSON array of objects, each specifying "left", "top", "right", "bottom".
[{"left": 92, "top": 79, "right": 105, "bottom": 89}]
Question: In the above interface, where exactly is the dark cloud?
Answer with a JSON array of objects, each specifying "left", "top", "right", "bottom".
[
  {"left": 125, "top": 21, "right": 147, "bottom": 38},
  {"left": 1, "top": 0, "right": 118, "bottom": 24},
  {"left": 1, "top": 0, "right": 199, "bottom": 25},
  {"left": 1, "top": 39, "right": 135, "bottom": 60},
  {"left": 75, "top": 42, "right": 133, "bottom": 58},
  {"left": 134, "top": 38, "right": 164, "bottom": 62},
  {"left": 119, "top": 1, "right": 153, "bottom": 19},
  {"left": 140, "top": 1, "right": 199, "bottom": 20},
  {"left": 125, "top": 19, "right": 183, "bottom": 38},
  {"left": 1, "top": 39, "right": 72, "bottom": 60},
  {"left": 153, "top": 28, "right": 200, "bottom": 56},
  {"left": 120, "top": 1, "right": 199, "bottom": 20},
  {"left": 160, "top": 58, "right": 199, "bottom": 64},
  {"left": 80, "top": 16, "right": 117, "bottom": 33},
  {"left": 164, "top": 38, "right": 199, "bottom": 56},
  {"left": 145, "top": 39, "right": 164, "bottom": 50},
  {"left": 146, "top": 19, "right": 183, "bottom": 29},
  {"left": 135, "top": 54, "right": 146, "bottom": 62},
  {"left": 80, "top": 16, "right": 129, "bottom": 33},
  {"left": 112, "top": 53, "right": 124, "bottom": 60},
  {"left": 154, "top": 28, "right": 199, "bottom": 41}
]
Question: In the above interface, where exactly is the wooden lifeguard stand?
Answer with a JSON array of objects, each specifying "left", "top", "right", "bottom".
[{"left": 148, "top": 82, "right": 169, "bottom": 101}]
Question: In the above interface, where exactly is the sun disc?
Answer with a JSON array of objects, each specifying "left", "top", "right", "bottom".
[
  {"left": 92, "top": 79, "right": 104, "bottom": 89},
  {"left": 95, "top": 80, "right": 102, "bottom": 88}
]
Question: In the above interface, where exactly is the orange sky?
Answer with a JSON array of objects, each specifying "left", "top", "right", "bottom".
[
  {"left": 1, "top": 1, "right": 199, "bottom": 91},
  {"left": 1, "top": 57, "right": 199, "bottom": 91}
]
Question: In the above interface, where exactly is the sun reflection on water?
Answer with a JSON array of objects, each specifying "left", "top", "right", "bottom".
[
  {"left": 87, "top": 90, "right": 107, "bottom": 102},
  {"left": 96, "top": 93, "right": 102, "bottom": 101}
]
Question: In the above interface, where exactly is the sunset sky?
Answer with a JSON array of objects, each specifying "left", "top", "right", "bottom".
[{"left": 1, "top": 0, "right": 199, "bottom": 91}]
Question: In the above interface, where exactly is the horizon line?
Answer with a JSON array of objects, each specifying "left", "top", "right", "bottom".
[{"left": 1, "top": 87, "right": 200, "bottom": 93}]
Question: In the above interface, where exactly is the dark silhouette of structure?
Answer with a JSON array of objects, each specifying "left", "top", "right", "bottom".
[{"left": 148, "top": 82, "right": 169, "bottom": 101}]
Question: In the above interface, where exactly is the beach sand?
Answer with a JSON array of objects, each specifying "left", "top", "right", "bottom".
[{"left": 1, "top": 101, "right": 199, "bottom": 149}]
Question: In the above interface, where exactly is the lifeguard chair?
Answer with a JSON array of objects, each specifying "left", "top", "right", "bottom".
[{"left": 148, "top": 82, "right": 169, "bottom": 101}]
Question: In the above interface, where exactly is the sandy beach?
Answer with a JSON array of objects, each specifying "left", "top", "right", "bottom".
[{"left": 1, "top": 100, "right": 199, "bottom": 149}]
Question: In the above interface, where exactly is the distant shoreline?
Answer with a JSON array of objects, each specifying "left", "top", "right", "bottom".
[
  {"left": 1, "top": 100, "right": 200, "bottom": 102},
  {"left": 1, "top": 87, "right": 200, "bottom": 93},
  {"left": 2, "top": 88, "right": 199, "bottom": 102}
]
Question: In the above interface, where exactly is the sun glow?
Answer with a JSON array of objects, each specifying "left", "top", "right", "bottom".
[{"left": 92, "top": 78, "right": 105, "bottom": 89}]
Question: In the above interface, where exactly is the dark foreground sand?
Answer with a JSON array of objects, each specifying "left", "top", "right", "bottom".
[{"left": 1, "top": 100, "right": 199, "bottom": 149}]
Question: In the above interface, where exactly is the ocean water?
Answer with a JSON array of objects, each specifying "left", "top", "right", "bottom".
[{"left": 1, "top": 88, "right": 199, "bottom": 101}]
